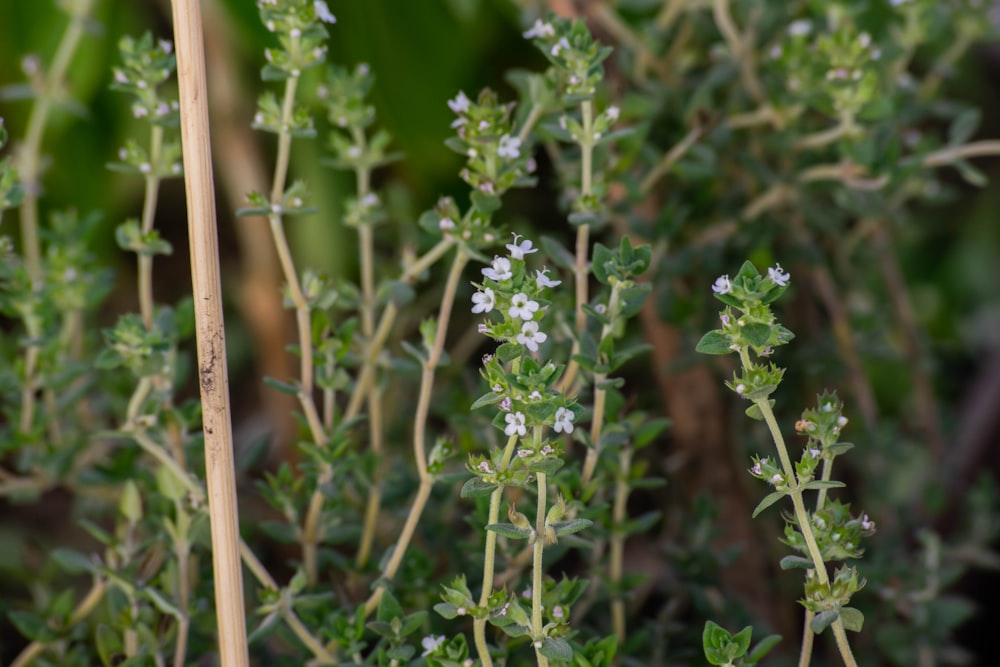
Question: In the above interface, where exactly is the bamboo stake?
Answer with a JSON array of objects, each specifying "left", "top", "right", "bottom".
[{"left": 169, "top": 1, "right": 249, "bottom": 665}]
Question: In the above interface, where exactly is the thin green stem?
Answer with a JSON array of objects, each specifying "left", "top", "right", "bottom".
[
  {"left": 558, "top": 100, "right": 594, "bottom": 394},
  {"left": 17, "top": 0, "right": 96, "bottom": 283},
  {"left": 344, "top": 237, "right": 455, "bottom": 420},
  {"left": 580, "top": 283, "right": 622, "bottom": 486},
  {"left": 362, "top": 247, "right": 469, "bottom": 614},
  {"left": 531, "top": 466, "right": 550, "bottom": 667},
  {"left": 139, "top": 124, "right": 165, "bottom": 330},
  {"left": 9, "top": 575, "right": 107, "bottom": 667},
  {"left": 743, "top": 347, "right": 858, "bottom": 667},
  {"left": 473, "top": 435, "right": 520, "bottom": 667},
  {"left": 610, "top": 445, "right": 632, "bottom": 644}
]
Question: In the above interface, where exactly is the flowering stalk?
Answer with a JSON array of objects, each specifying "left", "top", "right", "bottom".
[
  {"left": 242, "top": 0, "right": 335, "bottom": 584},
  {"left": 698, "top": 261, "right": 872, "bottom": 667}
]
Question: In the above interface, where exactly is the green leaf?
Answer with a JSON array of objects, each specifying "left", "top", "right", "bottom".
[
  {"left": 461, "top": 477, "right": 498, "bottom": 498},
  {"left": 746, "top": 634, "right": 782, "bottom": 664},
  {"left": 840, "top": 607, "right": 864, "bottom": 632},
  {"left": 752, "top": 491, "right": 786, "bottom": 518},
  {"left": 826, "top": 441, "right": 855, "bottom": 456},
  {"left": 96, "top": 624, "right": 123, "bottom": 667},
  {"left": 591, "top": 243, "right": 614, "bottom": 285},
  {"left": 539, "top": 637, "right": 573, "bottom": 662},
  {"left": 540, "top": 235, "right": 576, "bottom": 270},
  {"left": 376, "top": 588, "right": 404, "bottom": 624},
  {"left": 51, "top": 549, "right": 94, "bottom": 574},
  {"left": 779, "top": 555, "right": 815, "bottom": 570},
  {"left": 8, "top": 610, "right": 56, "bottom": 642},
  {"left": 528, "top": 457, "right": 565, "bottom": 475},
  {"left": 743, "top": 322, "right": 772, "bottom": 348},
  {"left": 486, "top": 522, "right": 532, "bottom": 539},
  {"left": 810, "top": 609, "right": 839, "bottom": 634},
  {"left": 552, "top": 518, "right": 592, "bottom": 536},
  {"left": 732, "top": 625, "right": 753, "bottom": 656},
  {"left": 470, "top": 190, "right": 502, "bottom": 215},
  {"left": 470, "top": 391, "right": 504, "bottom": 410},
  {"left": 695, "top": 330, "right": 733, "bottom": 355},
  {"left": 263, "top": 376, "right": 299, "bottom": 395},
  {"left": 745, "top": 402, "right": 766, "bottom": 420},
  {"left": 948, "top": 108, "right": 981, "bottom": 146}
]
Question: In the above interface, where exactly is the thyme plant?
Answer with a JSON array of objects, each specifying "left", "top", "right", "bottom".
[{"left": 0, "top": 1, "right": 999, "bottom": 666}]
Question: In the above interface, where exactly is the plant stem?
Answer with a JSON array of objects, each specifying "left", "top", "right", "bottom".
[
  {"left": 362, "top": 247, "right": 469, "bottom": 614},
  {"left": 17, "top": 0, "right": 95, "bottom": 283},
  {"left": 473, "top": 432, "right": 521, "bottom": 667},
  {"left": 353, "top": 126, "right": 386, "bottom": 568},
  {"left": 581, "top": 282, "right": 622, "bottom": 486},
  {"left": 9, "top": 575, "right": 107, "bottom": 667},
  {"left": 531, "top": 466, "right": 550, "bottom": 667},
  {"left": 610, "top": 444, "right": 632, "bottom": 644},
  {"left": 743, "top": 351, "right": 858, "bottom": 667},
  {"left": 559, "top": 100, "right": 594, "bottom": 394}
]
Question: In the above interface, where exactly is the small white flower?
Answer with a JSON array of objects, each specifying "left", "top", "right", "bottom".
[
  {"left": 768, "top": 263, "right": 790, "bottom": 286},
  {"left": 133, "top": 104, "right": 148, "bottom": 119},
  {"left": 534, "top": 268, "right": 561, "bottom": 288},
  {"left": 735, "top": 384, "right": 747, "bottom": 394},
  {"left": 493, "top": 383, "right": 503, "bottom": 393},
  {"left": 529, "top": 390, "right": 542, "bottom": 400},
  {"left": 518, "top": 448, "right": 533, "bottom": 458},
  {"left": 861, "top": 514, "right": 875, "bottom": 531},
  {"left": 421, "top": 635, "right": 445, "bottom": 657},
  {"left": 159, "top": 39, "right": 173, "bottom": 54},
  {"left": 347, "top": 146, "right": 361, "bottom": 158},
  {"left": 553, "top": 407, "right": 574, "bottom": 434},
  {"left": 362, "top": 193, "right": 379, "bottom": 207},
  {"left": 472, "top": 287, "right": 495, "bottom": 314},
  {"left": 113, "top": 69, "right": 128, "bottom": 84},
  {"left": 523, "top": 18, "right": 555, "bottom": 39},
  {"left": 314, "top": 1, "right": 336, "bottom": 24},
  {"left": 498, "top": 133, "right": 522, "bottom": 159},
  {"left": 809, "top": 448, "right": 821, "bottom": 458},
  {"left": 439, "top": 217, "right": 456, "bottom": 230},
  {"left": 517, "top": 321, "right": 547, "bottom": 352},
  {"left": 751, "top": 461, "right": 762, "bottom": 476},
  {"left": 788, "top": 19, "right": 812, "bottom": 37},
  {"left": 552, "top": 606, "right": 565, "bottom": 619},
  {"left": 290, "top": 28, "right": 302, "bottom": 38},
  {"left": 477, "top": 461, "right": 494, "bottom": 474},
  {"left": 550, "top": 37, "right": 570, "bottom": 57},
  {"left": 448, "top": 90, "right": 471, "bottom": 114},
  {"left": 837, "top": 415, "right": 848, "bottom": 427},
  {"left": 500, "top": 396, "right": 512, "bottom": 411},
  {"left": 478, "top": 119, "right": 491, "bottom": 131},
  {"left": 770, "top": 473, "right": 784, "bottom": 485},
  {"left": 594, "top": 303, "right": 607, "bottom": 315},
  {"left": 522, "top": 587, "right": 532, "bottom": 599},
  {"left": 508, "top": 292, "right": 540, "bottom": 320},
  {"left": 540, "top": 444, "right": 554, "bottom": 456},
  {"left": 712, "top": 274, "right": 732, "bottom": 294},
  {"left": 506, "top": 233, "right": 538, "bottom": 260},
  {"left": 606, "top": 105, "right": 620, "bottom": 122},
  {"left": 505, "top": 411, "right": 528, "bottom": 437},
  {"left": 482, "top": 256, "right": 513, "bottom": 281},
  {"left": 478, "top": 323, "right": 489, "bottom": 334}
]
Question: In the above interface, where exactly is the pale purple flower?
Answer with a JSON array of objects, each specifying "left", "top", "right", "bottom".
[
  {"left": 553, "top": 407, "right": 574, "bottom": 433},
  {"left": 751, "top": 460, "right": 763, "bottom": 476},
  {"left": 498, "top": 133, "right": 522, "bottom": 159},
  {"left": 500, "top": 396, "right": 512, "bottom": 412},
  {"left": 477, "top": 461, "right": 494, "bottom": 474},
  {"left": 506, "top": 233, "right": 538, "bottom": 260},
  {"left": 606, "top": 105, "right": 620, "bottom": 122},
  {"left": 535, "top": 268, "right": 561, "bottom": 288},
  {"left": 770, "top": 473, "right": 784, "bottom": 485},
  {"left": 505, "top": 411, "right": 528, "bottom": 437},
  {"left": 517, "top": 321, "right": 547, "bottom": 352},
  {"left": 523, "top": 18, "right": 555, "bottom": 39},
  {"left": 448, "top": 90, "right": 471, "bottom": 114},
  {"left": 768, "top": 263, "right": 790, "bottom": 286},
  {"left": 482, "top": 256, "right": 513, "bottom": 281},
  {"left": 421, "top": 635, "right": 445, "bottom": 657},
  {"left": 861, "top": 514, "right": 875, "bottom": 531},
  {"left": 508, "top": 292, "right": 540, "bottom": 320},
  {"left": 550, "top": 37, "right": 570, "bottom": 56},
  {"left": 472, "top": 287, "right": 495, "bottom": 314},
  {"left": 712, "top": 274, "right": 732, "bottom": 295},
  {"left": 439, "top": 217, "right": 455, "bottom": 230}
]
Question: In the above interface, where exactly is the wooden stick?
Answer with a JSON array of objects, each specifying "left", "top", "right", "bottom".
[{"left": 169, "top": 1, "right": 250, "bottom": 665}]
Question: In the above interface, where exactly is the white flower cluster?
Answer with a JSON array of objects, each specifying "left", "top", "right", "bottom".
[{"left": 472, "top": 234, "right": 562, "bottom": 353}]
